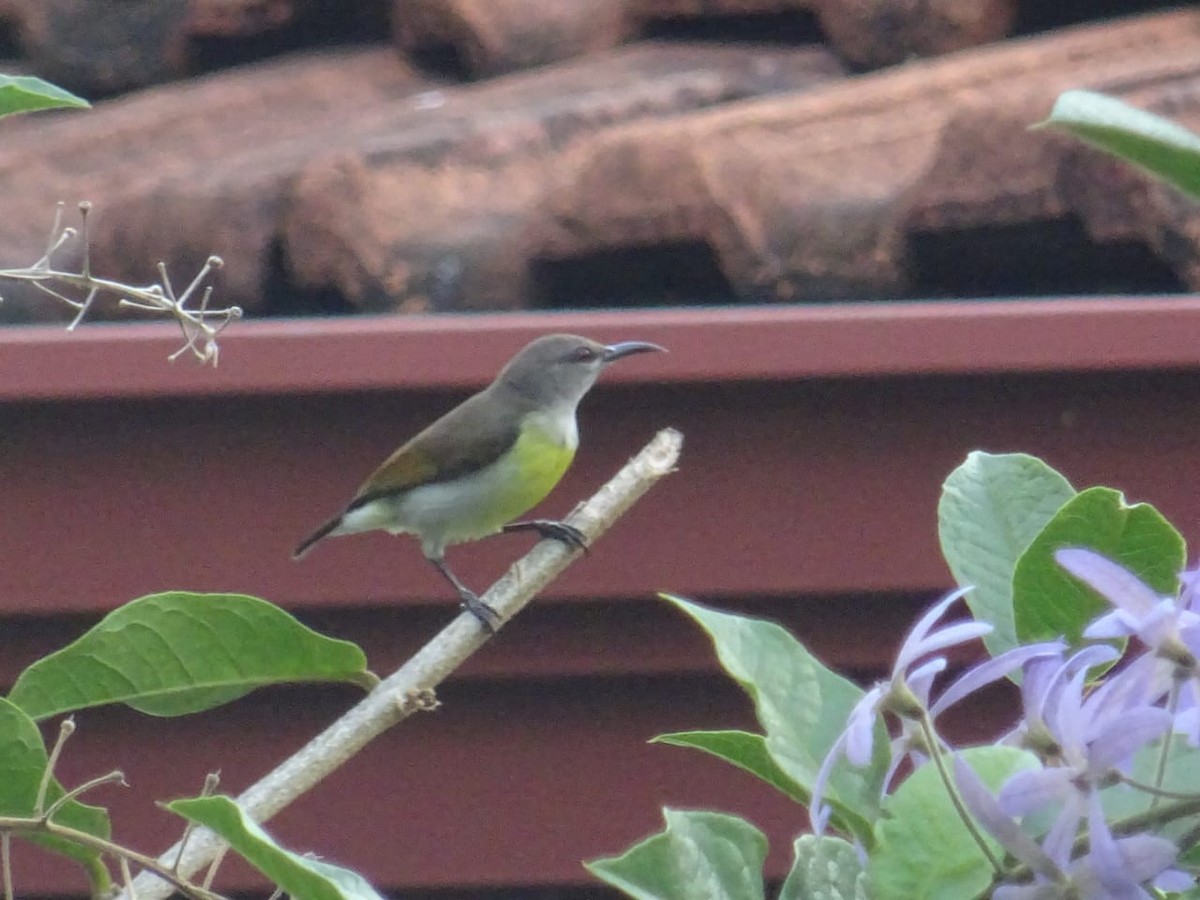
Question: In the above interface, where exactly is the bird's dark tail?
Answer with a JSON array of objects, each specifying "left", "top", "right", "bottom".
[{"left": 292, "top": 514, "right": 343, "bottom": 560}]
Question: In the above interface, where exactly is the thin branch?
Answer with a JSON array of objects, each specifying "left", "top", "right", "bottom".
[
  {"left": 174, "top": 773, "right": 220, "bottom": 876},
  {"left": 120, "top": 427, "right": 683, "bottom": 900},
  {"left": 51, "top": 822, "right": 228, "bottom": 900},
  {"left": 200, "top": 846, "right": 228, "bottom": 893},
  {"left": 120, "top": 857, "right": 136, "bottom": 900},
  {"left": 34, "top": 202, "right": 74, "bottom": 268},
  {"left": 0, "top": 202, "right": 239, "bottom": 366},
  {"left": 0, "top": 817, "right": 228, "bottom": 900},
  {"left": 42, "top": 770, "right": 127, "bottom": 823},
  {"left": 35, "top": 717, "right": 75, "bottom": 815},
  {"left": 2, "top": 833, "right": 11, "bottom": 900}
]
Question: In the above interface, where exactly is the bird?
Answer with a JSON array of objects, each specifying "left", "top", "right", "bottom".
[{"left": 293, "top": 333, "right": 665, "bottom": 631}]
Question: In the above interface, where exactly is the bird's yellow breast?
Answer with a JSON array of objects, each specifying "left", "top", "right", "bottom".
[
  {"left": 365, "top": 415, "right": 578, "bottom": 555},
  {"left": 481, "top": 421, "right": 576, "bottom": 529}
]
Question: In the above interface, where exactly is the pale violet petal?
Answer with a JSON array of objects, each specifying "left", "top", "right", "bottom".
[
  {"left": 1087, "top": 708, "right": 1172, "bottom": 772},
  {"left": 844, "top": 689, "right": 883, "bottom": 767},
  {"left": 953, "top": 755, "right": 1057, "bottom": 879},
  {"left": 1050, "top": 668, "right": 1089, "bottom": 759},
  {"left": 1039, "top": 645, "right": 1120, "bottom": 734},
  {"left": 897, "top": 620, "right": 991, "bottom": 673},
  {"left": 1055, "top": 548, "right": 1162, "bottom": 617},
  {"left": 810, "top": 686, "right": 883, "bottom": 832},
  {"left": 894, "top": 587, "right": 973, "bottom": 674},
  {"left": 905, "top": 656, "right": 947, "bottom": 706},
  {"left": 932, "top": 641, "right": 1065, "bottom": 718},
  {"left": 1086, "top": 791, "right": 1139, "bottom": 894},
  {"left": 998, "top": 767, "right": 1073, "bottom": 816},
  {"left": 1042, "top": 791, "right": 1087, "bottom": 870},
  {"left": 1083, "top": 796, "right": 1180, "bottom": 895},
  {"left": 807, "top": 727, "right": 848, "bottom": 837},
  {"left": 1153, "top": 867, "right": 1196, "bottom": 893},
  {"left": 992, "top": 887, "right": 1047, "bottom": 900},
  {"left": 1083, "top": 610, "right": 1137, "bottom": 640},
  {"left": 1135, "top": 599, "right": 1186, "bottom": 646}
]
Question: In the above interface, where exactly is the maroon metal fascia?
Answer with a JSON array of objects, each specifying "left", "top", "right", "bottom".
[
  {"left": 2, "top": 296, "right": 1200, "bottom": 401},
  {"left": 5, "top": 298, "right": 1200, "bottom": 625}
]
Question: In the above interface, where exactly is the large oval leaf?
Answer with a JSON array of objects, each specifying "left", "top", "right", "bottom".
[
  {"left": 939, "top": 452, "right": 1075, "bottom": 656},
  {"left": 9, "top": 592, "right": 376, "bottom": 719},
  {"left": 586, "top": 808, "right": 766, "bottom": 900},
  {"left": 661, "top": 595, "right": 887, "bottom": 845},
  {"left": 869, "top": 746, "right": 1038, "bottom": 900},
  {"left": 1013, "top": 488, "right": 1185, "bottom": 646}
]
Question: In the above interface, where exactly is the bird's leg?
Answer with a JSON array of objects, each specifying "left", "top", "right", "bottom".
[
  {"left": 428, "top": 556, "right": 500, "bottom": 633},
  {"left": 502, "top": 519, "right": 589, "bottom": 553}
]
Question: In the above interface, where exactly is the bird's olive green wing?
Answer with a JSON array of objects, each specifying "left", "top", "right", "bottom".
[{"left": 346, "top": 388, "right": 523, "bottom": 511}]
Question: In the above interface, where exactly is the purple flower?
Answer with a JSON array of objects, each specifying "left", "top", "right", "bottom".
[
  {"left": 1001, "top": 645, "right": 1118, "bottom": 754},
  {"left": 1056, "top": 548, "right": 1200, "bottom": 671},
  {"left": 955, "top": 755, "right": 1190, "bottom": 899},
  {"left": 931, "top": 640, "right": 1066, "bottom": 720},
  {"left": 996, "top": 659, "right": 1171, "bottom": 874},
  {"left": 1057, "top": 548, "right": 1200, "bottom": 743},
  {"left": 809, "top": 587, "right": 991, "bottom": 832},
  {"left": 954, "top": 754, "right": 1060, "bottom": 883}
]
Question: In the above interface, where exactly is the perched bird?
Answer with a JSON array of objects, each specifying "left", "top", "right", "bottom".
[{"left": 293, "top": 333, "right": 665, "bottom": 630}]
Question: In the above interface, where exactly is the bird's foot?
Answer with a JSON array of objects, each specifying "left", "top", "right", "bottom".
[
  {"left": 503, "top": 519, "right": 589, "bottom": 553},
  {"left": 459, "top": 590, "right": 501, "bottom": 634}
]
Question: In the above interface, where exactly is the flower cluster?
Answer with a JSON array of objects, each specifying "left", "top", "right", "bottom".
[{"left": 814, "top": 548, "right": 1200, "bottom": 899}]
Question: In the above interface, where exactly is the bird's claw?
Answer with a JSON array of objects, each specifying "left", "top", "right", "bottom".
[
  {"left": 459, "top": 591, "right": 501, "bottom": 634},
  {"left": 503, "top": 519, "right": 589, "bottom": 553}
]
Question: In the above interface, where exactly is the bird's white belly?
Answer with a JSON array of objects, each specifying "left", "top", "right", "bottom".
[
  {"left": 395, "top": 456, "right": 532, "bottom": 546},
  {"left": 340, "top": 413, "right": 577, "bottom": 557}
]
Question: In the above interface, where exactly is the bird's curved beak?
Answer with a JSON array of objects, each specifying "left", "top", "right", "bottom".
[{"left": 602, "top": 340, "right": 667, "bottom": 363}]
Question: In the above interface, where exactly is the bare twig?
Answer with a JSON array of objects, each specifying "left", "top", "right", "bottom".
[
  {"left": 200, "top": 846, "right": 228, "bottom": 893},
  {"left": 175, "top": 773, "right": 220, "bottom": 877},
  {"left": 2, "top": 833, "right": 11, "bottom": 900},
  {"left": 42, "top": 771, "right": 126, "bottom": 824},
  {"left": 35, "top": 717, "right": 75, "bottom": 815},
  {"left": 120, "top": 857, "right": 136, "bottom": 900},
  {"left": 0, "top": 202, "right": 240, "bottom": 366},
  {"left": 66, "top": 823, "right": 225, "bottom": 900},
  {"left": 0, "top": 815, "right": 229, "bottom": 900},
  {"left": 120, "top": 427, "right": 684, "bottom": 900}
]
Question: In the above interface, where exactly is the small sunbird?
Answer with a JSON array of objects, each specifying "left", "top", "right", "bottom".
[{"left": 293, "top": 333, "right": 665, "bottom": 630}]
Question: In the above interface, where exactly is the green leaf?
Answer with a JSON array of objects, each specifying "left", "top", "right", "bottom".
[
  {"left": 1037, "top": 89, "right": 1200, "bottom": 198},
  {"left": 9, "top": 592, "right": 376, "bottom": 719},
  {"left": 586, "top": 808, "right": 766, "bottom": 900},
  {"left": 0, "top": 75, "right": 89, "bottom": 117},
  {"left": 661, "top": 595, "right": 887, "bottom": 844},
  {"left": 780, "top": 834, "right": 869, "bottom": 900},
  {"left": 0, "top": 698, "right": 111, "bottom": 878},
  {"left": 938, "top": 452, "right": 1075, "bottom": 657},
  {"left": 869, "top": 746, "right": 1038, "bottom": 900},
  {"left": 1176, "top": 841, "right": 1200, "bottom": 873},
  {"left": 1012, "top": 487, "right": 1185, "bottom": 646},
  {"left": 168, "top": 795, "right": 384, "bottom": 900},
  {"left": 652, "top": 730, "right": 806, "bottom": 803},
  {"left": 1099, "top": 736, "right": 1200, "bottom": 844}
]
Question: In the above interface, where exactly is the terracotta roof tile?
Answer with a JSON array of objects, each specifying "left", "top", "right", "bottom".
[{"left": 0, "top": 3, "right": 1193, "bottom": 319}]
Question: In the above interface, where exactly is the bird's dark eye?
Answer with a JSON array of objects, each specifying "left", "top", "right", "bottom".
[{"left": 570, "top": 346, "right": 598, "bottom": 362}]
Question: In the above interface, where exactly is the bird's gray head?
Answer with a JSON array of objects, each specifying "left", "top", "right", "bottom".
[{"left": 495, "top": 334, "right": 665, "bottom": 408}]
